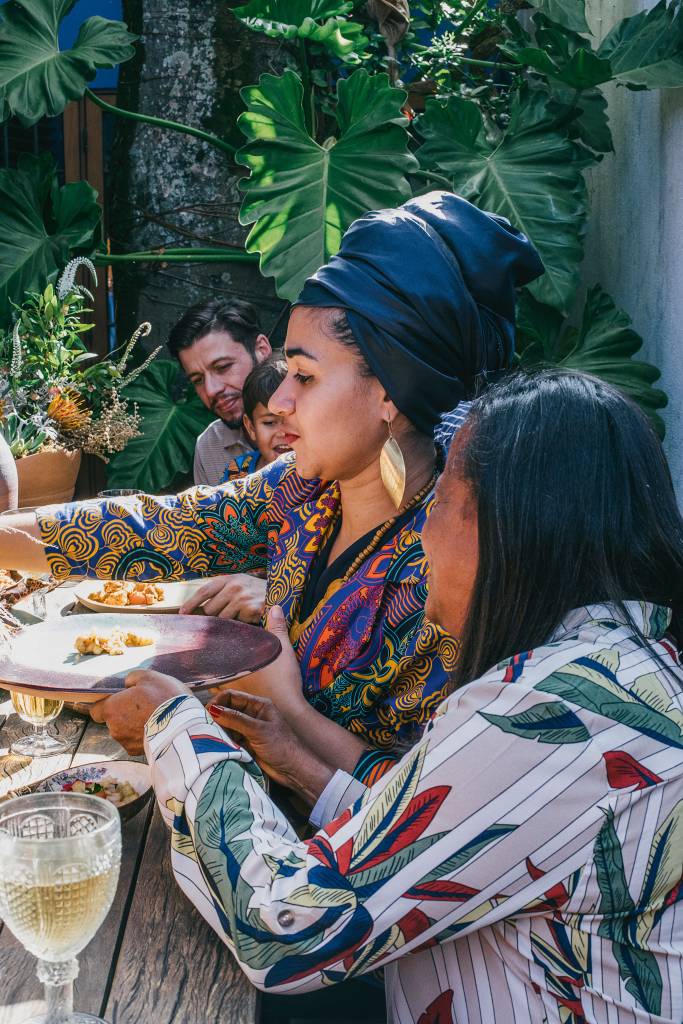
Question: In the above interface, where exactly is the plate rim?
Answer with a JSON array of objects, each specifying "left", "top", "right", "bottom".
[
  {"left": 72, "top": 578, "right": 208, "bottom": 614},
  {"left": 37, "top": 758, "right": 151, "bottom": 790},
  {"left": 35, "top": 759, "right": 153, "bottom": 816}
]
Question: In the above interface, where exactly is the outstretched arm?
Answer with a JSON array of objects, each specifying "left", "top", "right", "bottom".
[
  {"left": 0, "top": 456, "right": 296, "bottom": 581},
  {"left": 0, "top": 511, "right": 49, "bottom": 573}
]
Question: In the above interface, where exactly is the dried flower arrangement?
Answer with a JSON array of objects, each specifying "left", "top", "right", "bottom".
[{"left": 0, "top": 259, "right": 160, "bottom": 462}]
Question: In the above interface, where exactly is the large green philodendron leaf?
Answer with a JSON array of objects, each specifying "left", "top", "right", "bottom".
[
  {"left": 502, "top": 17, "right": 610, "bottom": 90},
  {"left": 233, "top": 0, "right": 368, "bottom": 59},
  {"left": 526, "top": 0, "right": 589, "bottom": 35},
  {"left": 0, "top": 153, "right": 101, "bottom": 328},
  {"left": 237, "top": 68, "right": 417, "bottom": 302},
  {"left": 510, "top": 44, "right": 611, "bottom": 89},
  {"left": 517, "top": 287, "right": 668, "bottom": 437},
  {"left": 0, "top": 0, "right": 136, "bottom": 126},
  {"left": 107, "top": 360, "right": 215, "bottom": 493},
  {"left": 550, "top": 84, "right": 613, "bottom": 154},
  {"left": 417, "top": 89, "right": 587, "bottom": 312},
  {"left": 501, "top": 17, "right": 613, "bottom": 154},
  {"left": 597, "top": 0, "right": 683, "bottom": 90}
]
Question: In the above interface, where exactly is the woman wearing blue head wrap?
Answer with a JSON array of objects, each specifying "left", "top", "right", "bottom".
[
  {"left": 297, "top": 191, "right": 543, "bottom": 434},
  {"left": 0, "top": 192, "right": 543, "bottom": 788}
]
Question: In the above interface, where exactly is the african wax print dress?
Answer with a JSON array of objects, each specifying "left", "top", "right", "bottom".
[
  {"left": 37, "top": 454, "right": 456, "bottom": 780},
  {"left": 144, "top": 602, "right": 683, "bottom": 1024}
]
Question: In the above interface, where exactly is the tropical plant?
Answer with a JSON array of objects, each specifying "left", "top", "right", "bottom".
[
  {"left": 0, "top": 153, "right": 101, "bottom": 331},
  {"left": 0, "top": 411, "right": 49, "bottom": 459},
  {"left": 1, "top": 0, "right": 682, "bottom": 445},
  {"left": 0, "top": 0, "right": 136, "bottom": 124},
  {"left": 106, "top": 360, "right": 214, "bottom": 493},
  {"left": 0, "top": 259, "right": 159, "bottom": 462},
  {"left": 237, "top": 68, "right": 418, "bottom": 300},
  {"left": 516, "top": 287, "right": 668, "bottom": 436}
]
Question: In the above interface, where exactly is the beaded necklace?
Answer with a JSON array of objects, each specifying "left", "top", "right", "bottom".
[{"left": 338, "top": 472, "right": 437, "bottom": 584}]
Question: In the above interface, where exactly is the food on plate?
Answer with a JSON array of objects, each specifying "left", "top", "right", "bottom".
[
  {"left": 60, "top": 776, "right": 140, "bottom": 806},
  {"left": 75, "top": 629, "right": 126, "bottom": 656},
  {"left": 74, "top": 627, "right": 155, "bottom": 656},
  {"left": 123, "top": 629, "right": 155, "bottom": 648},
  {"left": 87, "top": 580, "right": 165, "bottom": 607}
]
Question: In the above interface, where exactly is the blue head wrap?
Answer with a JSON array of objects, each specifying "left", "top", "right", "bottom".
[{"left": 295, "top": 191, "right": 544, "bottom": 434}]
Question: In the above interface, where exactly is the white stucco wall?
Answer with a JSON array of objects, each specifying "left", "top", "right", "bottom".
[{"left": 583, "top": 0, "right": 683, "bottom": 497}]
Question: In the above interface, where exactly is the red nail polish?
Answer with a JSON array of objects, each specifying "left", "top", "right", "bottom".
[{"left": 208, "top": 703, "right": 223, "bottom": 717}]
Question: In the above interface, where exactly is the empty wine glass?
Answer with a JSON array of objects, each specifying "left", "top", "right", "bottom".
[
  {"left": 10, "top": 691, "right": 69, "bottom": 758},
  {"left": 0, "top": 791, "right": 122, "bottom": 1023}
]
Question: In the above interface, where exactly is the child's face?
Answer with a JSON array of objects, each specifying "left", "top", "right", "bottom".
[{"left": 243, "top": 403, "right": 292, "bottom": 464}]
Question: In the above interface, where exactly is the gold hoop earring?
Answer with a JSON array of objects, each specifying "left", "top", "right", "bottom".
[{"left": 380, "top": 419, "right": 406, "bottom": 510}]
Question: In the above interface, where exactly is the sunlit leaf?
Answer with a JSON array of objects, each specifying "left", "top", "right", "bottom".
[
  {"left": 237, "top": 68, "right": 417, "bottom": 301},
  {"left": 233, "top": 0, "right": 368, "bottom": 59},
  {"left": 417, "top": 88, "right": 588, "bottom": 311}
]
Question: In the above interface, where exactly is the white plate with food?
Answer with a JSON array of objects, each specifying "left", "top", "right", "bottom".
[
  {"left": 73, "top": 578, "right": 211, "bottom": 614},
  {"left": 35, "top": 760, "right": 152, "bottom": 821}
]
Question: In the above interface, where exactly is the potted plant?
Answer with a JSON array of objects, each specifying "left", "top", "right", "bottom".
[{"left": 0, "top": 259, "right": 159, "bottom": 506}]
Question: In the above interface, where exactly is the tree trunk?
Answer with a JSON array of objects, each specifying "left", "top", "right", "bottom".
[{"left": 109, "top": 1, "right": 286, "bottom": 351}]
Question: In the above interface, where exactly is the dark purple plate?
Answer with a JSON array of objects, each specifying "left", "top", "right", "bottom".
[{"left": 0, "top": 614, "right": 280, "bottom": 703}]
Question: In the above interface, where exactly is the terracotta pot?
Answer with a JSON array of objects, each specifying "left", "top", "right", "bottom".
[{"left": 15, "top": 449, "right": 82, "bottom": 507}]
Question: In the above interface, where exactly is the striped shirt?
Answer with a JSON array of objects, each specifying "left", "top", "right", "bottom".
[
  {"left": 193, "top": 419, "right": 253, "bottom": 486},
  {"left": 145, "top": 601, "right": 683, "bottom": 1023}
]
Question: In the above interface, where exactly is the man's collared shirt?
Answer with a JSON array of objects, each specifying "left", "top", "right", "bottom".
[{"left": 193, "top": 419, "right": 253, "bottom": 486}]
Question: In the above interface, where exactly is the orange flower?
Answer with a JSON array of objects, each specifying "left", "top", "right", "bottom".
[{"left": 47, "top": 390, "right": 91, "bottom": 432}]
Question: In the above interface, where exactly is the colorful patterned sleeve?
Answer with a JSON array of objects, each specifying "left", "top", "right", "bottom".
[
  {"left": 144, "top": 649, "right": 631, "bottom": 997},
  {"left": 351, "top": 748, "right": 399, "bottom": 785},
  {"left": 35, "top": 455, "right": 296, "bottom": 581},
  {"left": 311, "top": 615, "right": 458, "bottom": 757}
]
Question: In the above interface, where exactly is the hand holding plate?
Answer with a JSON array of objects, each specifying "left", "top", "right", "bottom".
[{"left": 90, "top": 669, "right": 191, "bottom": 755}]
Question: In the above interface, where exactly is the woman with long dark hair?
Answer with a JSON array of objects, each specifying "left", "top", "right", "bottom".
[
  {"left": 104, "top": 370, "right": 683, "bottom": 1023},
  {"left": 0, "top": 192, "right": 542, "bottom": 783}
]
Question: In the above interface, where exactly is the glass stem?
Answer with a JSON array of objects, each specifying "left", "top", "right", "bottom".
[{"left": 37, "top": 957, "right": 78, "bottom": 1023}]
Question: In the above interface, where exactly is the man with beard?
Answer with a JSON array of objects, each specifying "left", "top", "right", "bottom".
[{"left": 168, "top": 298, "right": 272, "bottom": 485}]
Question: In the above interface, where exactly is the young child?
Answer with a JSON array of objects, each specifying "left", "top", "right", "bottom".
[{"left": 222, "top": 355, "right": 289, "bottom": 482}]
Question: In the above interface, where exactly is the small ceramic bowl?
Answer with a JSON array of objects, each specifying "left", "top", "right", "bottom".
[{"left": 35, "top": 760, "right": 153, "bottom": 821}]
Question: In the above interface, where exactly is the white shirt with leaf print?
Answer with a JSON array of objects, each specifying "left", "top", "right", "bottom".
[{"left": 144, "top": 602, "right": 683, "bottom": 1024}]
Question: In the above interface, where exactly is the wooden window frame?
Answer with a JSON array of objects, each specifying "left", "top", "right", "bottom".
[{"left": 63, "top": 91, "right": 116, "bottom": 361}]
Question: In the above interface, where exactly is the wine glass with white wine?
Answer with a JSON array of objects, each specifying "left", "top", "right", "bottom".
[
  {"left": 10, "top": 692, "right": 70, "bottom": 757},
  {"left": 0, "top": 791, "right": 121, "bottom": 1023}
]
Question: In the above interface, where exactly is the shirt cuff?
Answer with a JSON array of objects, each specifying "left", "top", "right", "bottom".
[{"left": 309, "top": 769, "right": 367, "bottom": 828}]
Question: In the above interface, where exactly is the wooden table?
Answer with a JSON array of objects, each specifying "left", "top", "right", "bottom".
[{"left": 0, "top": 586, "right": 261, "bottom": 1024}]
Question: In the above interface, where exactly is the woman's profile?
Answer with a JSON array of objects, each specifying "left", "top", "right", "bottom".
[{"left": 0, "top": 191, "right": 543, "bottom": 783}]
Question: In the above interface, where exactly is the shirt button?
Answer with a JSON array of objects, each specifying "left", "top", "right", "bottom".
[{"left": 277, "top": 910, "right": 295, "bottom": 928}]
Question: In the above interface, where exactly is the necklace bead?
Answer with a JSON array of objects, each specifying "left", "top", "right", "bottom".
[{"left": 340, "top": 474, "right": 437, "bottom": 584}]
